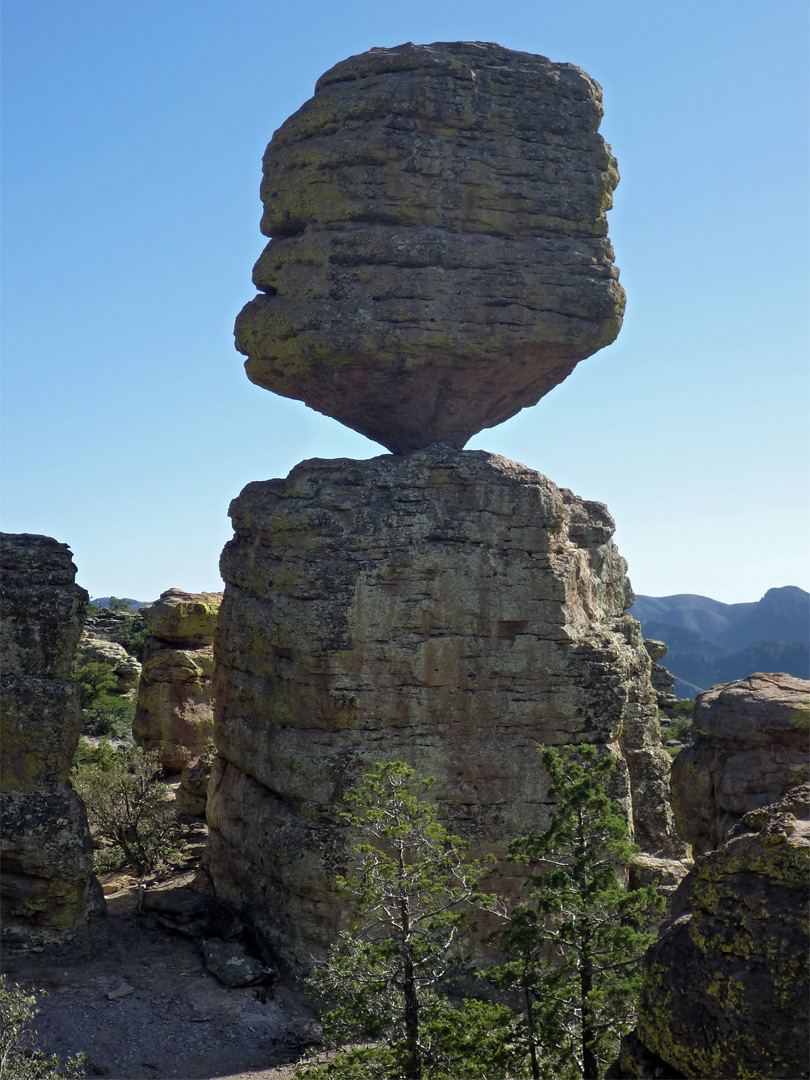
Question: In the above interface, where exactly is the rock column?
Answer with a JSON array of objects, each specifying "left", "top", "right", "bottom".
[
  {"left": 0, "top": 533, "right": 105, "bottom": 953},
  {"left": 207, "top": 449, "right": 685, "bottom": 966},
  {"left": 133, "top": 588, "right": 221, "bottom": 774}
]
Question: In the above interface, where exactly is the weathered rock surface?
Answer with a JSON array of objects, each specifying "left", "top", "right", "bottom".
[
  {"left": 205, "top": 447, "right": 685, "bottom": 968},
  {"left": 611, "top": 784, "right": 810, "bottom": 1079},
  {"left": 77, "top": 634, "right": 142, "bottom": 692},
  {"left": 176, "top": 744, "right": 217, "bottom": 818},
  {"left": 0, "top": 532, "right": 105, "bottom": 953},
  {"left": 133, "top": 589, "right": 221, "bottom": 774},
  {"left": 671, "top": 672, "right": 810, "bottom": 855},
  {"left": 235, "top": 41, "right": 625, "bottom": 453}
]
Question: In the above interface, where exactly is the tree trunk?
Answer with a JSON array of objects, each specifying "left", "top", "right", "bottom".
[
  {"left": 580, "top": 947, "right": 597, "bottom": 1080},
  {"left": 522, "top": 970, "right": 540, "bottom": 1080},
  {"left": 402, "top": 944, "right": 421, "bottom": 1079}
]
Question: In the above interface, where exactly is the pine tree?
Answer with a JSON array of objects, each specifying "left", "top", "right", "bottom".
[
  {"left": 493, "top": 745, "right": 664, "bottom": 1080},
  {"left": 298, "top": 761, "right": 508, "bottom": 1080}
]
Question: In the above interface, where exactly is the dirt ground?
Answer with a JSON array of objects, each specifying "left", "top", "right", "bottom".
[{"left": 2, "top": 866, "right": 320, "bottom": 1080}]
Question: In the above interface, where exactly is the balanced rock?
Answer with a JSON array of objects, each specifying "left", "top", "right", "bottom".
[
  {"left": 235, "top": 41, "right": 625, "bottom": 452},
  {"left": 671, "top": 672, "right": 810, "bottom": 854},
  {"left": 205, "top": 447, "right": 685, "bottom": 968},
  {"left": 133, "top": 589, "right": 222, "bottom": 773},
  {"left": 611, "top": 784, "right": 810, "bottom": 1078},
  {"left": 0, "top": 533, "right": 105, "bottom": 953}
]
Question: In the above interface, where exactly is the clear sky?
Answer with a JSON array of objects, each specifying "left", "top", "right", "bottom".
[{"left": 2, "top": 0, "right": 808, "bottom": 605}]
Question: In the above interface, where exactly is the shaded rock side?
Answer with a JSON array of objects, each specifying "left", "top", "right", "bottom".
[
  {"left": 205, "top": 448, "right": 684, "bottom": 968},
  {"left": 0, "top": 533, "right": 105, "bottom": 952},
  {"left": 133, "top": 589, "right": 221, "bottom": 774},
  {"left": 612, "top": 784, "right": 810, "bottom": 1079},
  {"left": 235, "top": 41, "right": 625, "bottom": 453},
  {"left": 671, "top": 672, "right": 810, "bottom": 855}
]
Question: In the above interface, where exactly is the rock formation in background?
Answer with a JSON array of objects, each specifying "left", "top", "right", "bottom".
[
  {"left": 133, "top": 588, "right": 221, "bottom": 775},
  {"left": 670, "top": 672, "right": 810, "bottom": 854},
  {"left": 609, "top": 783, "right": 810, "bottom": 1079},
  {"left": 206, "top": 448, "right": 686, "bottom": 967},
  {"left": 234, "top": 41, "right": 625, "bottom": 452},
  {"left": 77, "top": 633, "right": 141, "bottom": 694},
  {"left": 642, "top": 638, "right": 678, "bottom": 711},
  {"left": 0, "top": 532, "right": 105, "bottom": 953}
]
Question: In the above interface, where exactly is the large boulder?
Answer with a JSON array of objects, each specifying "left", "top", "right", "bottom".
[
  {"left": 235, "top": 41, "right": 625, "bottom": 452},
  {"left": 611, "top": 784, "right": 810, "bottom": 1079},
  {"left": 671, "top": 672, "right": 810, "bottom": 854},
  {"left": 133, "top": 589, "right": 222, "bottom": 773},
  {"left": 0, "top": 533, "right": 105, "bottom": 953},
  {"left": 205, "top": 447, "right": 685, "bottom": 968}
]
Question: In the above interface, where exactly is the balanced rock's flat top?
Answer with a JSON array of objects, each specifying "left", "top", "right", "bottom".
[
  {"left": 235, "top": 41, "right": 625, "bottom": 452},
  {"left": 142, "top": 588, "right": 222, "bottom": 647}
]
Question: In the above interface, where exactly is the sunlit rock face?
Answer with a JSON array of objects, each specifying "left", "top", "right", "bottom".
[
  {"left": 0, "top": 532, "right": 105, "bottom": 954},
  {"left": 205, "top": 448, "right": 684, "bottom": 968},
  {"left": 133, "top": 588, "right": 222, "bottom": 774},
  {"left": 234, "top": 41, "right": 625, "bottom": 452}
]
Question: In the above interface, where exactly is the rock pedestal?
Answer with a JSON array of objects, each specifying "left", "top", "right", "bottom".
[
  {"left": 133, "top": 588, "right": 221, "bottom": 774},
  {"left": 235, "top": 41, "right": 625, "bottom": 452},
  {"left": 0, "top": 533, "right": 105, "bottom": 953},
  {"left": 670, "top": 672, "right": 810, "bottom": 854},
  {"left": 206, "top": 448, "right": 684, "bottom": 968}
]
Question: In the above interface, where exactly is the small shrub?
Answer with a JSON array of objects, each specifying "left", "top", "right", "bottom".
[
  {"left": 72, "top": 744, "right": 180, "bottom": 875},
  {"left": 0, "top": 976, "right": 84, "bottom": 1079}
]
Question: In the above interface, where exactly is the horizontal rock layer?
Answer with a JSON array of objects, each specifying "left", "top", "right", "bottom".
[
  {"left": 235, "top": 41, "right": 625, "bottom": 451},
  {"left": 205, "top": 448, "right": 684, "bottom": 967}
]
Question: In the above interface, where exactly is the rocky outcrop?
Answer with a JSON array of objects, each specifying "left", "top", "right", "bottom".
[
  {"left": 77, "top": 634, "right": 141, "bottom": 693},
  {"left": 611, "top": 784, "right": 810, "bottom": 1079},
  {"left": 671, "top": 672, "right": 810, "bottom": 854},
  {"left": 0, "top": 532, "right": 105, "bottom": 953},
  {"left": 643, "top": 639, "right": 678, "bottom": 711},
  {"left": 234, "top": 41, "right": 625, "bottom": 453},
  {"left": 133, "top": 589, "right": 221, "bottom": 774},
  {"left": 206, "top": 448, "right": 685, "bottom": 968}
]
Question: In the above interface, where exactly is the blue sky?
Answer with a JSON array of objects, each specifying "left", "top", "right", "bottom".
[{"left": 2, "top": 0, "right": 808, "bottom": 604}]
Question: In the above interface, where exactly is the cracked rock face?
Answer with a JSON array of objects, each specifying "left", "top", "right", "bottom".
[
  {"left": 235, "top": 41, "right": 625, "bottom": 452},
  {"left": 0, "top": 533, "right": 105, "bottom": 953},
  {"left": 205, "top": 448, "right": 684, "bottom": 968}
]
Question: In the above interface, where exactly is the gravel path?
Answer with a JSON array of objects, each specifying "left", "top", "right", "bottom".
[{"left": 2, "top": 872, "right": 318, "bottom": 1080}]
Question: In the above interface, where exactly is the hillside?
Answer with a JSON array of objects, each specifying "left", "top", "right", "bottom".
[{"left": 630, "top": 586, "right": 809, "bottom": 696}]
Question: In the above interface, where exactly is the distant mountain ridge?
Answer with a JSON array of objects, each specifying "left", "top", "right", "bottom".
[
  {"left": 90, "top": 596, "right": 150, "bottom": 611},
  {"left": 630, "top": 586, "right": 809, "bottom": 697}
]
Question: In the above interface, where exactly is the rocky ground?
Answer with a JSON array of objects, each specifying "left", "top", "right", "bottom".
[{"left": 3, "top": 860, "right": 319, "bottom": 1080}]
